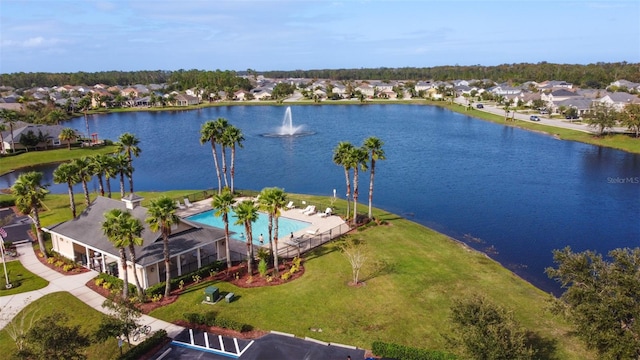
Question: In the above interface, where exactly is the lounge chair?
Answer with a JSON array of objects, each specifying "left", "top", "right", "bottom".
[
  {"left": 318, "top": 208, "right": 332, "bottom": 218},
  {"left": 184, "top": 198, "right": 194, "bottom": 208},
  {"left": 306, "top": 228, "right": 319, "bottom": 236},
  {"left": 285, "top": 201, "right": 295, "bottom": 209},
  {"left": 299, "top": 205, "right": 313, "bottom": 214},
  {"left": 303, "top": 205, "right": 316, "bottom": 216},
  {"left": 176, "top": 200, "right": 186, "bottom": 210}
]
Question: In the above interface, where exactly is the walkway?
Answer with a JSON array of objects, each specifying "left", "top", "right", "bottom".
[{"left": 0, "top": 243, "right": 184, "bottom": 339}]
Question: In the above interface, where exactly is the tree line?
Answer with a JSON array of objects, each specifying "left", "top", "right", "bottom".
[{"left": 3, "top": 62, "right": 639, "bottom": 90}]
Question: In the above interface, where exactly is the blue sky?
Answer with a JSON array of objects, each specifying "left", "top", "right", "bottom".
[{"left": 1, "top": 0, "right": 639, "bottom": 74}]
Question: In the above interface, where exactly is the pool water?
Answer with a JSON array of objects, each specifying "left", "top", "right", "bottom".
[{"left": 187, "top": 210, "right": 311, "bottom": 246}]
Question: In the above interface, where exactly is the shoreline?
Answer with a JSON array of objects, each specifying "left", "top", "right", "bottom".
[{"left": 71, "top": 99, "right": 640, "bottom": 155}]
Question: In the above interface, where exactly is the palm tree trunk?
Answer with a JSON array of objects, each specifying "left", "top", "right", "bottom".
[
  {"left": 343, "top": 167, "right": 351, "bottom": 220},
  {"left": 368, "top": 159, "right": 376, "bottom": 220},
  {"left": 353, "top": 168, "right": 359, "bottom": 226},
  {"left": 67, "top": 182, "right": 76, "bottom": 218},
  {"left": 105, "top": 177, "right": 112, "bottom": 198},
  {"left": 32, "top": 207, "right": 47, "bottom": 259},
  {"left": 0, "top": 132, "right": 5, "bottom": 154},
  {"left": 220, "top": 146, "right": 229, "bottom": 189},
  {"left": 97, "top": 174, "right": 105, "bottom": 197},
  {"left": 223, "top": 215, "right": 232, "bottom": 269},
  {"left": 119, "top": 171, "right": 125, "bottom": 198},
  {"left": 273, "top": 216, "right": 280, "bottom": 276},
  {"left": 245, "top": 223, "right": 253, "bottom": 275},
  {"left": 230, "top": 147, "right": 236, "bottom": 193},
  {"left": 9, "top": 124, "right": 15, "bottom": 153},
  {"left": 119, "top": 248, "right": 129, "bottom": 299},
  {"left": 128, "top": 245, "right": 144, "bottom": 299},
  {"left": 210, "top": 142, "right": 222, "bottom": 194},
  {"left": 163, "top": 232, "right": 171, "bottom": 298},
  {"left": 267, "top": 214, "right": 274, "bottom": 258},
  {"left": 82, "top": 180, "right": 90, "bottom": 206}
]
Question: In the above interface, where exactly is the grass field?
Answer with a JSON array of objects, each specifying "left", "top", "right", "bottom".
[
  {"left": 1, "top": 145, "right": 118, "bottom": 175},
  {"left": 0, "top": 292, "right": 121, "bottom": 359},
  {"left": 0, "top": 260, "right": 48, "bottom": 295},
  {"left": 149, "top": 194, "right": 593, "bottom": 359}
]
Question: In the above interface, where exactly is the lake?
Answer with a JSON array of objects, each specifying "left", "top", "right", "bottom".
[{"left": 2, "top": 104, "right": 639, "bottom": 294}]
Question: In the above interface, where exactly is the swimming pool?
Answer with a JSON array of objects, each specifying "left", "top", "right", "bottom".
[{"left": 186, "top": 210, "right": 311, "bottom": 246}]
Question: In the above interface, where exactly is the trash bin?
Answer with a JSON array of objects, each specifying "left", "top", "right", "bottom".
[{"left": 204, "top": 286, "right": 219, "bottom": 303}]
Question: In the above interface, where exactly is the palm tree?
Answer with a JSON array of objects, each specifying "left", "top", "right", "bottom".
[
  {"left": 363, "top": 137, "right": 386, "bottom": 220},
  {"left": 121, "top": 212, "right": 145, "bottom": 299},
  {"left": 53, "top": 162, "right": 80, "bottom": 217},
  {"left": 348, "top": 146, "right": 368, "bottom": 225},
  {"left": 102, "top": 209, "right": 134, "bottom": 299},
  {"left": 72, "top": 156, "right": 94, "bottom": 206},
  {"left": 1, "top": 109, "right": 18, "bottom": 153},
  {"left": 223, "top": 124, "right": 244, "bottom": 193},
  {"left": 58, "top": 128, "right": 77, "bottom": 150},
  {"left": 117, "top": 133, "right": 141, "bottom": 194},
  {"left": 333, "top": 141, "right": 355, "bottom": 220},
  {"left": 91, "top": 154, "right": 111, "bottom": 197},
  {"left": 200, "top": 120, "right": 223, "bottom": 194},
  {"left": 102, "top": 155, "right": 119, "bottom": 198},
  {"left": 11, "top": 172, "right": 49, "bottom": 259},
  {"left": 145, "top": 196, "right": 179, "bottom": 298},
  {"left": 211, "top": 189, "right": 235, "bottom": 269},
  {"left": 259, "top": 187, "right": 287, "bottom": 276},
  {"left": 233, "top": 200, "right": 258, "bottom": 276},
  {"left": 215, "top": 118, "right": 230, "bottom": 189},
  {"left": 0, "top": 123, "right": 6, "bottom": 154},
  {"left": 114, "top": 153, "right": 130, "bottom": 198}
]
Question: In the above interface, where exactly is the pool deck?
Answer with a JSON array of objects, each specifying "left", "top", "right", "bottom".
[{"left": 177, "top": 198, "right": 349, "bottom": 255}]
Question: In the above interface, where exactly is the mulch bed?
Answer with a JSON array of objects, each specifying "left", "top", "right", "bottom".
[
  {"left": 85, "top": 259, "right": 305, "bottom": 315},
  {"left": 34, "top": 249, "right": 90, "bottom": 274}
]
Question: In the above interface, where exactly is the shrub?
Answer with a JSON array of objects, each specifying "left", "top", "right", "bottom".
[
  {"left": 151, "top": 293, "right": 163, "bottom": 303},
  {"left": 182, "top": 312, "right": 251, "bottom": 332},
  {"left": 281, "top": 272, "right": 291, "bottom": 281},
  {"left": 371, "top": 341, "right": 458, "bottom": 360},
  {"left": 95, "top": 278, "right": 105, "bottom": 286},
  {"left": 258, "top": 259, "right": 268, "bottom": 277},
  {"left": 54, "top": 260, "right": 65, "bottom": 268},
  {"left": 47, "top": 257, "right": 56, "bottom": 264},
  {"left": 62, "top": 264, "right": 74, "bottom": 272}
]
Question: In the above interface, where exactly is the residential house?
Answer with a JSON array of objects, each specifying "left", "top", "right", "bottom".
[
  {"left": 43, "top": 195, "right": 242, "bottom": 289},
  {"left": 415, "top": 81, "right": 433, "bottom": 92},
  {"left": 355, "top": 83, "right": 374, "bottom": 98},
  {"left": 488, "top": 84, "right": 522, "bottom": 96},
  {"left": 608, "top": 79, "right": 640, "bottom": 92},
  {"left": 555, "top": 98, "right": 593, "bottom": 116},
  {"left": 173, "top": 94, "right": 200, "bottom": 106},
  {"left": 538, "top": 80, "right": 573, "bottom": 90},
  {"left": 331, "top": 83, "right": 348, "bottom": 98},
  {"left": 598, "top": 92, "right": 640, "bottom": 111},
  {"left": 1, "top": 123, "right": 81, "bottom": 152},
  {"left": 541, "top": 89, "right": 581, "bottom": 112}
]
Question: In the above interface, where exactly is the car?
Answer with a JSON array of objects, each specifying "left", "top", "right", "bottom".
[
  {"left": 565, "top": 115, "right": 579, "bottom": 120},
  {"left": 476, "top": 104, "right": 484, "bottom": 109},
  {"left": 539, "top": 110, "right": 548, "bottom": 114},
  {"left": 530, "top": 115, "right": 540, "bottom": 121}
]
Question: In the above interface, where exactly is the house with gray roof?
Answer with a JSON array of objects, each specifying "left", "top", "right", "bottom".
[
  {"left": 43, "top": 195, "right": 240, "bottom": 289},
  {"left": 1, "top": 123, "right": 81, "bottom": 153},
  {"left": 598, "top": 92, "right": 640, "bottom": 111}
]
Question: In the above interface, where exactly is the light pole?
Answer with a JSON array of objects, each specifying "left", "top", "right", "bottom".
[{"left": 0, "top": 228, "right": 11, "bottom": 289}]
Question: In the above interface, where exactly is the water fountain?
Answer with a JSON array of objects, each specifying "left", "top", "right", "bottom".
[{"left": 263, "top": 106, "right": 315, "bottom": 137}]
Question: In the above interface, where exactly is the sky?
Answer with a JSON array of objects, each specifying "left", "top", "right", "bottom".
[{"left": 1, "top": 0, "right": 639, "bottom": 74}]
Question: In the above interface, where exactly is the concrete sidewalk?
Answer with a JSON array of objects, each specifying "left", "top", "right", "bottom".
[{"left": 0, "top": 243, "right": 184, "bottom": 339}]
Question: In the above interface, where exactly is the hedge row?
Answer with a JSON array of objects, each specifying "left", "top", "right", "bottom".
[
  {"left": 371, "top": 341, "right": 458, "bottom": 360},
  {"left": 146, "top": 261, "right": 226, "bottom": 297},
  {"left": 118, "top": 329, "right": 168, "bottom": 360},
  {"left": 0, "top": 198, "right": 15, "bottom": 207},
  {"left": 183, "top": 312, "right": 252, "bottom": 333}
]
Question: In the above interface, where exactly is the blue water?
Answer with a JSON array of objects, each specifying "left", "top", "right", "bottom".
[
  {"left": 187, "top": 210, "right": 310, "bottom": 245},
  {"left": 2, "top": 104, "right": 639, "bottom": 294}
]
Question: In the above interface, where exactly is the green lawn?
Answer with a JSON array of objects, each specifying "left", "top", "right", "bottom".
[
  {"left": 0, "top": 145, "right": 118, "bottom": 175},
  {"left": 150, "top": 195, "right": 594, "bottom": 359},
  {"left": 0, "top": 260, "right": 49, "bottom": 295},
  {"left": 0, "top": 292, "right": 121, "bottom": 360}
]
